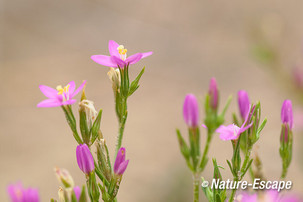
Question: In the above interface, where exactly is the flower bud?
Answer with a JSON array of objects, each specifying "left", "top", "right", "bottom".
[
  {"left": 79, "top": 100, "right": 98, "bottom": 129},
  {"left": 238, "top": 90, "right": 250, "bottom": 120},
  {"left": 183, "top": 94, "right": 200, "bottom": 128},
  {"left": 54, "top": 167, "right": 74, "bottom": 189},
  {"left": 281, "top": 100, "right": 293, "bottom": 129},
  {"left": 76, "top": 144, "right": 95, "bottom": 174},
  {"left": 107, "top": 67, "right": 121, "bottom": 93},
  {"left": 73, "top": 186, "right": 81, "bottom": 201},
  {"left": 114, "top": 147, "right": 129, "bottom": 176},
  {"left": 208, "top": 77, "right": 218, "bottom": 110}
]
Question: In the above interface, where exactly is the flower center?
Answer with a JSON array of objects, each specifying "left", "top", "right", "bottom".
[
  {"left": 117, "top": 45, "right": 127, "bottom": 60},
  {"left": 56, "top": 84, "right": 70, "bottom": 102}
]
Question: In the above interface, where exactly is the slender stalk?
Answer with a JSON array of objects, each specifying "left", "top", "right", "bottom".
[
  {"left": 229, "top": 179, "right": 237, "bottom": 202},
  {"left": 200, "top": 131, "right": 212, "bottom": 171},
  {"left": 115, "top": 97, "right": 128, "bottom": 157},
  {"left": 193, "top": 173, "right": 200, "bottom": 202}
]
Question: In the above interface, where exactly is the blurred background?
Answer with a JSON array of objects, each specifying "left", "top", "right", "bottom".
[{"left": 2, "top": 0, "right": 303, "bottom": 201}]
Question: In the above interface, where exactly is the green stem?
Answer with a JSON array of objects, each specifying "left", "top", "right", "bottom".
[
  {"left": 229, "top": 178, "right": 238, "bottom": 202},
  {"left": 199, "top": 131, "right": 212, "bottom": 171},
  {"left": 193, "top": 173, "right": 200, "bottom": 202},
  {"left": 281, "top": 164, "right": 288, "bottom": 179},
  {"left": 115, "top": 97, "right": 128, "bottom": 157}
]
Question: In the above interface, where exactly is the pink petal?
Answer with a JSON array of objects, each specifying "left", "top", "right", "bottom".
[
  {"left": 91, "top": 55, "right": 117, "bottom": 67},
  {"left": 125, "top": 53, "right": 143, "bottom": 65},
  {"left": 37, "top": 99, "right": 62, "bottom": 108},
  {"left": 216, "top": 125, "right": 240, "bottom": 141},
  {"left": 111, "top": 56, "right": 127, "bottom": 68},
  {"left": 71, "top": 80, "right": 86, "bottom": 97},
  {"left": 39, "top": 85, "right": 58, "bottom": 98},
  {"left": 108, "top": 40, "right": 120, "bottom": 57},
  {"left": 141, "top": 51, "right": 153, "bottom": 58},
  {"left": 62, "top": 99, "right": 77, "bottom": 106},
  {"left": 67, "top": 81, "right": 76, "bottom": 94}
]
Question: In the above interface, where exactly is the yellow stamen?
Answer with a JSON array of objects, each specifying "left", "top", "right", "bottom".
[{"left": 117, "top": 45, "right": 127, "bottom": 60}]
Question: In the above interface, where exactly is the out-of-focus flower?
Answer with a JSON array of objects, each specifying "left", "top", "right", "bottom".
[
  {"left": 237, "top": 190, "right": 301, "bottom": 202},
  {"left": 216, "top": 107, "right": 252, "bottom": 141},
  {"left": 114, "top": 147, "right": 129, "bottom": 176},
  {"left": 208, "top": 77, "right": 218, "bottom": 110},
  {"left": 183, "top": 94, "right": 200, "bottom": 128},
  {"left": 37, "top": 81, "right": 86, "bottom": 108},
  {"left": 7, "top": 182, "right": 40, "bottom": 202},
  {"left": 76, "top": 144, "right": 95, "bottom": 174},
  {"left": 54, "top": 167, "right": 74, "bottom": 188},
  {"left": 292, "top": 66, "right": 303, "bottom": 89},
  {"left": 236, "top": 192, "right": 257, "bottom": 202},
  {"left": 281, "top": 100, "right": 293, "bottom": 129},
  {"left": 91, "top": 40, "right": 152, "bottom": 68},
  {"left": 238, "top": 90, "right": 250, "bottom": 120},
  {"left": 73, "top": 186, "right": 81, "bottom": 201}
]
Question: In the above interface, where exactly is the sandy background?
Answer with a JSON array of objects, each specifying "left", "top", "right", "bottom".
[{"left": 2, "top": 0, "right": 303, "bottom": 201}]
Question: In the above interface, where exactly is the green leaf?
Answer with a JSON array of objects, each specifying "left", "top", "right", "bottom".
[
  {"left": 90, "top": 110, "right": 103, "bottom": 144},
  {"left": 128, "top": 66, "right": 145, "bottom": 96}
]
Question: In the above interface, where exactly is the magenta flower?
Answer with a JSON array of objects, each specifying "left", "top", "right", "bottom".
[
  {"left": 114, "top": 147, "right": 129, "bottom": 175},
  {"left": 209, "top": 77, "right": 218, "bottom": 110},
  {"left": 91, "top": 40, "right": 153, "bottom": 68},
  {"left": 183, "top": 94, "right": 200, "bottom": 128},
  {"left": 37, "top": 80, "right": 86, "bottom": 108},
  {"left": 7, "top": 182, "right": 40, "bottom": 202},
  {"left": 216, "top": 107, "right": 252, "bottom": 141},
  {"left": 281, "top": 100, "right": 293, "bottom": 129},
  {"left": 73, "top": 186, "right": 81, "bottom": 201},
  {"left": 76, "top": 144, "right": 95, "bottom": 174},
  {"left": 238, "top": 90, "right": 250, "bottom": 120}
]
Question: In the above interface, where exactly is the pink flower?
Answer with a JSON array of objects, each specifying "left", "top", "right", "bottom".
[
  {"left": 216, "top": 107, "right": 252, "bottom": 141},
  {"left": 114, "top": 147, "right": 129, "bottom": 175},
  {"left": 7, "top": 182, "right": 40, "bottom": 202},
  {"left": 91, "top": 40, "right": 153, "bottom": 68},
  {"left": 37, "top": 80, "right": 86, "bottom": 108}
]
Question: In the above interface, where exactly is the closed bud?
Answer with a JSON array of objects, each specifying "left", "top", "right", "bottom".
[
  {"left": 183, "top": 94, "right": 200, "bottom": 128},
  {"left": 281, "top": 100, "right": 293, "bottom": 129},
  {"left": 76, "top": 144, "right": 95, "bottom": 175},
  {"left": 54, "top": 167, "right": 74, "bottom": 189},
  {"left": 208, "top": 77, "right": 219, "bottom": 111},
  {"left": 238, "top": 90, "right": 250, "bottom": 120},
  {"left": 114, "top": 147, "right": 129, "bottom": 176}
]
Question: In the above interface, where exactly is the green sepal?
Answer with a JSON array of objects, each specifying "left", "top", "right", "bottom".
[
  {"left": 79, "top": 185, "right": 87, "bottom": 202},
  {"left": 79, "top": 109, "right": 90, "bottom": 144},
  {"left": 90, "top": 110, "right": 103, "bottom": 144},
  {"left": 87, "top": 172, "right": 100, "bottom": 202},
  {"left": 71, "top": 191, "right": 78, "bottom": 202},
  {"left": 50, "top": 199, "right": 57, "bottom": 202}
]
